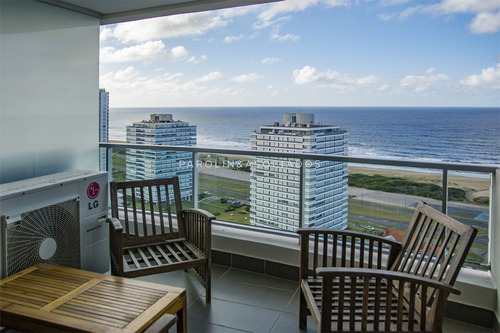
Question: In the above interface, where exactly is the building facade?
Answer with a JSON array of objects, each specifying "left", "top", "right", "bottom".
[
  {"left": 126, "top": 114, "right": 196, "bottom": 200},
  {"left": 250, "top": 113, "right": 348, "bottom": 231},
  {"left": 98, "top": 89, "right": 109, "bottom": 171}
]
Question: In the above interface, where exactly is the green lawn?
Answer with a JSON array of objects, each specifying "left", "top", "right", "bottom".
[
  {"left": 199, "top": 174, "right": 250, "bottom": 196},
  {"left": 198, "top": 199, "right": 250, "bottom": 225},
  {"left": 348, "top": 200, "right": 414, "bottom": 223}
]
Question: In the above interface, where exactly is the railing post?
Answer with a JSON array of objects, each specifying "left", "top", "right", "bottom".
[
  {"left": 299, "top": 157, "right": 305, "bottom": 229},
  {"left": 442, "top": 169, "right": 448, "bottom": 214},
  {"left": 106, "top": 146, "right": 113, "bottom": 209},
  {"left": 192, "top": 151, "right": 198, "bottom": 208}
]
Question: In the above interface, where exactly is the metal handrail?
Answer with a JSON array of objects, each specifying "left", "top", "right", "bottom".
[
  {"left": 100, "top": 142, "right": 498, "bottom": 173},
  {"left": 101, "top": 141, "right": 497, "bottom": 215}
]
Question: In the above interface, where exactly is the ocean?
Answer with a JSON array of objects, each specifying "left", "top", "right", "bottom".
[{"left": 109, "top": 107, "right": 500, "bottom": 166}]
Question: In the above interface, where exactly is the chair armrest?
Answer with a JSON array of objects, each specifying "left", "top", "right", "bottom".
[
  {"left": 107, "top": 217, "right": 123, "bottom": 233},
  {"left": 107, "top": 217, "right": 124, "bottom": 275},
  {"left": 297, "top": 228, "right": 401, "bottom": 252},
  {"left": 315, "top": 267, "right": 459, "bottom": 332},
  {"left": 298, "top": 228, "right": 401, "bottom": 279},
  {"left": 183, "top": 208, "right": 216, "bottom": 220},
  {"left": 316, "top": 267, "right": 460, "bottom": 295},
  {"left": 182, "top": 209, "right": 214, "bottom": 254}
]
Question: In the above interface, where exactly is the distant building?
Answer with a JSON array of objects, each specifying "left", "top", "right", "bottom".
[
  {"left": 126, "top": 114, "right": 196, "bottom": 200},
  {"left": 98, "top": 89, "right": 109, "bottom": 171},
  {"left": 250, "top": 113, "right": 348, "bottom": 231}
]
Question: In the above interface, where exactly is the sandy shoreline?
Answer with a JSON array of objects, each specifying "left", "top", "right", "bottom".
[
  {"left": 349, "top": 166, "right": 490, "bottom": 199},
  {"left": 200, "top": 163, "right": 489, "bottom": 192}
]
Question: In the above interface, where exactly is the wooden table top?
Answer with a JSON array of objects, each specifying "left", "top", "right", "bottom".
[{"left": 0, "top": 263, "right": 186, "bottom": 332}]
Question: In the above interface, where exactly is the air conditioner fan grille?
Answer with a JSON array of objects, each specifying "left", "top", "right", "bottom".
[{"left": 5, "top": 198, "right": 81, "bottom": 276}]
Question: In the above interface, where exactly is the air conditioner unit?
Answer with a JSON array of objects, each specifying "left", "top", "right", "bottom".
[{"left": 0, "top": 170, "right": 109, "bottom": 277}]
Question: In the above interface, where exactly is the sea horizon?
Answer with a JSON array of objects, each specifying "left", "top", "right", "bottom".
[{"left": 109, "top": 106, "right": 500, "bottom": 166}]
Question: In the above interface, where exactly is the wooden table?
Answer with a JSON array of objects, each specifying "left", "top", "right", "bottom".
[{"left": 0, "top": 264, "right": 186, "bottom": 332}]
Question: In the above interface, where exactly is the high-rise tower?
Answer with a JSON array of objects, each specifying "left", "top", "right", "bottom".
[
  {"left": 126, "top": 114, "right": 196, "bottom": 200},
  {"left": 250, "top": 113, "right": 348, "bottom": 231}
]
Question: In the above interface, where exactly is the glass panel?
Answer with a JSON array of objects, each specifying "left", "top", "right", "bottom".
[
  {"left": 347, "top": 165, "right": 428, "bottom": 236},
  {"left": 197, "top": 153, "right": 251, "bottom": 225},
  {"left": 106, "top": 144, "right": 493, "bottom": 270},
  {"left": 448, "top": 171, "right": 490, "bottom": 267},
  {"left": 347, "top": 165, "right": 490, "bottom": 268},
  {"left": 303, "top": 158, "right": 348, "bottom": 230},
  {"left": 249, "top": 155, "right": 301, "bottom": 231}
]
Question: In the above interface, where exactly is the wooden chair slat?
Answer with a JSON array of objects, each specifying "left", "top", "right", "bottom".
[
  {"left": 155, "top": 244, "right": 174, "bottom": 265},
  {"left": 419, "top": 223, "right": 445, "bottom": 278},
  {"left": 131, "top": 187, "right": 139, "bottom": 236}
]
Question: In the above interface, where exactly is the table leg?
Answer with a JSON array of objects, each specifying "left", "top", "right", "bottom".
[{"left": 177, "top": 294, "right": 187, "bottom": 333}]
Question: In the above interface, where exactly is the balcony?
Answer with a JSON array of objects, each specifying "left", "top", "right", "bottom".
[
  {"left": 1, "top": 0, "right": 499, "bottom": 331},
  {"left": 102, "top": 141, "right": 499, "bottom": 330}
]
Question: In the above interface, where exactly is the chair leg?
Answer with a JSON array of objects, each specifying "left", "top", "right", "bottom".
[
  {"left": 205, "top": 261, "right": 211, "bottom": 303},
  {"left": 299, "top": 287, "right": 307, "bottom": 329}
]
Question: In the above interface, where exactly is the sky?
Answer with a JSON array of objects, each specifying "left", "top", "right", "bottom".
[{"left": 99, "top": 0, "right": 500, "bottom": 108}]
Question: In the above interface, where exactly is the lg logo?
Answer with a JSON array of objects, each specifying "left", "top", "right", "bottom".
[{"left": 87, "top": 182, "right": 100, "bottom": 210}]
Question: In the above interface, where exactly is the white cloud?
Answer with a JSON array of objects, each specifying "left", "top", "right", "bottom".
[
  {"left": 378, "top": 13, "right": 396, "bottom": 21},
  {"left": 459, "top": 64, "right": 500, "bottom": 89},
  {"left": 257, "top": 0, "right": 349, "bottom": 28},
  {"left": 271, "top": 33, "right": 300, "bottom": 41},
  {"left": 424, "top": 0, "right": 500, "bottom": 14},
  {"left": 262, "top": 57, "right": 281, "bottom": 64},
  {"left": 293, "top": 66, "right": 319, "bottom": 85},
  {"left": 163, "top": 72, "right": 184, "bottom": 81},
  {"left": 168, "top": 46, "right": 189, "bottom": 60},
  {"left": 224, "top": 34, "right": 244, "bottom": 43},
  {"left": 397, "top": 5, "right": 424, "bottom": 20},
  {"left": 100, "top": 41, "right": 165, "bottom": 63},
  {"left": 230, "top": 73, "right": 264, "bottom": 83},
  {"left": 187, "top": 55, "right": 208, "bottom": 64},
  {"left": 292, "top": 65, "right": 386, "bottom": 91},
  {"left": 469, "top": 11, "right": 500, "bottom": 34},
  {"left": 380, "top": 0, "right": 411, "bottom": 6},
  {"left": 100, "top": 27, "right": 113, "bottom": 42},
  {"left": 194, "top": 71, "right": 223, "bottom": 83},
  {"left": 100, "top": 69, "right": 218, "bottom": 107},
  {"left": 107, "top": 12, "right": 228, "bottom": 43},
  {"left": 398, "top": 68, "right": 450, "bottom": 92},
  {"left": 115, "top": 66, "right": 139, "bottom": 80},
  {"left": 381, "top": 0, "right": 500, "bottom": 33},
  {"left": 425, "top": 67, "right": 437, "bottom": 74}
]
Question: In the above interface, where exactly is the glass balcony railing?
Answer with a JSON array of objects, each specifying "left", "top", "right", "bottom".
[{"left": 101, "top": 142, "right": 498, "bottom": 269}]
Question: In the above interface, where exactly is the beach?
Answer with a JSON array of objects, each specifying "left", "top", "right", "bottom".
[
  {"left": 200, "top": 163, "right": 489, "bottom": 197},
  {"left": 348, "top": 166, "right": 490, "bottom": 201}
]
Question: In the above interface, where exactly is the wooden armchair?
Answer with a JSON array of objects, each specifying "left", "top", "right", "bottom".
[
  {"left": 298, "top": 202, "right": 477, "bottom": 332},
  {"left": 107, "top": 177, "right": 215, "bottom": 302}
]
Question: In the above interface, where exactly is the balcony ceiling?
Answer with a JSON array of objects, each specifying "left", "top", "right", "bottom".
[{"left": 37, "top": 0, "right": 280, "bottom": 25}]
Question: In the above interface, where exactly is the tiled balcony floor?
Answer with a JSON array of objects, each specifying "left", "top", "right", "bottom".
[{"left": 137, "top": 264, "right": 493, "bottom": 333}]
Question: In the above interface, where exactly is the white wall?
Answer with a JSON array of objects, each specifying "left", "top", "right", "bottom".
[{"left": 0, "top": 0, "right": 100, "bottom": 184}]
